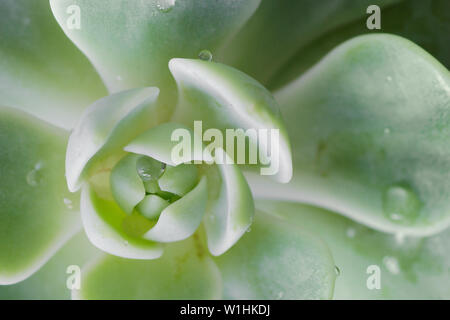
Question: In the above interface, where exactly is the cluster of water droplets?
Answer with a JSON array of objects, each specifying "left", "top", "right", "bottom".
[{"left": 156, "top": 0, "right": 176, "bottom": 13}]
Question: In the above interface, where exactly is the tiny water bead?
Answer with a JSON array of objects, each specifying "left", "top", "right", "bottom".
[
  {"left": 383, "top": 256, "right": 400, "bottom": 275},
  {"left": 136, "top": 156, "right": 166, "bottom": 182},
  {"left": 334, "top": 266, "right": 341, "bottom": 276},
  {"left": 63, "top": 198, "right": 74, "bottom": 210},
  {"left": 346, "top": 227, "right": 356, "bottom": 238},
  {"left": 156, "top": 0, "right": 175, "bottom": 13},
  {"left": 26, "top": 162, "right": 44, "bottom": 187},
  {"left": 198, "top": 49, "right": 213, "bottom": 62},
  {"left": 382, "top": 184, "right": 422, "bottom": 225}
]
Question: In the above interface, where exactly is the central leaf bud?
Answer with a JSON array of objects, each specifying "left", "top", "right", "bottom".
[{"left": 110, "top": 153, "right": 199, "bottom": 238}]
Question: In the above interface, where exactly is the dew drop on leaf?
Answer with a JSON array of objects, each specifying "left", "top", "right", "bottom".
[
  {"left": 136, "top": 156, "right": 166, "bottom": 182},
  {"left": 334, "top": 266, "right": 341, "bottom": 276},
  {"left": 198, "top": 49, "right": 213, "bottom": 62},
  {"left": 156, "top": 0, "right": 175, "bottom": 13},
  {"left": 63, "top": 198, "right": 74, "bottom": 210},
  {"left": 382, "top": 184, "right": 422, "bottom": 225},
  {"left": 383, "top": 256, "right": 400, "bottom": 275},
  {"left": 26, "top": 162, "right": 44, "bottom": 187},
  {"left": 346, "top": 227, "right": 356, "bottom": 238}
]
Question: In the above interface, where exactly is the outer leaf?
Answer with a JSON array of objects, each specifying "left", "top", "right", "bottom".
[
  {"left": 80, "top": 184, "right": 163, "bottom": 260},
  {"left": 49, "top": 0, "right": 260, "bottom": 101},
  {"left": 271, "top": 0, "right": 450, "bottom": 89},
  {"left": 73, "top": 236, "right": 222, "bottom": 299},
  {"left": 0, "top": 232, "right": 100, "bottom": 300},
  {"left": 215, "top": 210, "right": 336, "bottom": 299},
  {"left": 66, "top": 87, "right": 161, "bottom": 192},
  {"left": 0, "top": 0, "right": 106, "bottom": 129},
  {"left": 260, "top": 201, "right": 450, "bottom": 299},
  {"left": 251, "top": 34, "right": 450, "bottom": 236},
  {"left": 169, "top": 58, "right": 292, "bottom": 183},
  {"left": 0, "top": 107, "right": 80, "bottom": 284},
  {"left": 218, "top": 0, "right": 401, "bottom": 87}
]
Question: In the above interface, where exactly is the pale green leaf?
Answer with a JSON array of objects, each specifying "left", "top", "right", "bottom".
[
  {"left": 73, "top": 236, "right": 222, "bottom": 299},
  {"left": 110, "top": 154, "right": 146, "bottom": 215},
  {"left": 219, "top": 0, "right": 401, "bottom": 87},
  {"left": 215, "top": 210, "right": 336, "bottom": 299},
  {"left": 0, "top": 232, "right": 100, "bottom": 300},
  {"left": 80, "top": 184, "right": 163, "bottom": 260},
  {"left": 251, "top": 34, "right": 450, "bottom": 236},
  {"left": 0, "top": 0, "right": 106, "bottom": 129},
  {"left": 143, "top": 176, "right": 208, "bottom": 242},
  {"left": 202, "top": 150, "right": 255, "bottom": 256},
  {"left": 260, "top": 201, "right": 450, "bottom": 299},
  {"left": 169, "top": 58, "right": 292, "bottom": 183},
  {"left": 49, "top": 0, "right": 260, "bottom": 108},
  {"left": 0, "top": 107, "right": 81, "bottom": 284},
  {"left": 66, "top": 87, "right": 161, "bottom": 192},
  {"left": 270, "top": 0, "right": 450, "bottom": 89}
]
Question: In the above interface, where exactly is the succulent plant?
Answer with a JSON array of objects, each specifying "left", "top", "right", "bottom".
[{"left": 0, "top": 0, "right": 449, "bottom": 300}]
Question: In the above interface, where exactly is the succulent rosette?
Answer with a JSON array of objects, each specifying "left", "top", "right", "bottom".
[{"left": 1, "top": 0, "right": 450, "bottom": 300}]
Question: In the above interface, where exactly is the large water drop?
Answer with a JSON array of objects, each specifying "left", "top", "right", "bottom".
[{"left": 382, "top": 184, "right": 422, "bottom": 225}]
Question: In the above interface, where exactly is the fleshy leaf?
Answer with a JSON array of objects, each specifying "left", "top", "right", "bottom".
[
  {"left": 124, "top": 122, "right": 198, "bottom": 166},
  {"left": 260, "top": 200, "right": 450, "bottom": 299},
  {"left": 0, "top": 232, "right": 100, "bottom": 300},
  {"left": 169, "top": 58, "right": 292, "bottom": 183},
  {"left": 66, "top": 87, "right": 161, "bottom": 192},
  {"left": 270, "top": 0, "right": 450, "bottom": 89},
  {"left": 202, "top": 149, "right": 255, "bottom": 256},
  {"left": 0, "top": 107, "right": 81, "bottom": 284},
  {"left": 218, "top": 0, "right": 401, "bottom": 87},
  {"left": 251, "top": 34, "right": 450, "bottom": 236},
  {"left": 215, "top": 210, "right": 336, "bottom": 299},
  {"left": 110, "top": 154, "right": 146, "bottom": 214},
  {"left": 136, "top": 195, "right": 169, "bottom": 220},
  {"left": 158, "top": 164, "right": 198, "bottom": 196},
  {"left": 0, "top": 0, "right": 106, "bottom": 129},
  {"left": 126, "top": 123, "right": 255, "bottom": 255},
  {"left": 73, "top": 236, "right": 222, "bottom": 299},
  {"left": 49, "top": 0, "right": 260, "bottom": 100},
  {"left": 80, "top": 184, "right": 163, "bottom": 260},
  {"left": 143, "top": 176, "right": 208, "bottom": 242}
]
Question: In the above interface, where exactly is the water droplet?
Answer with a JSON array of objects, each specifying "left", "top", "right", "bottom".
[
  {"left": 124, "top": 240, "right": 129, "bottom": 246},
  {"left": 136, "top": 156, "right": 166, "bottom": 182},
  {"left": 346, "top": 227, "right": 356, "bottom": 238},
  {"left": 395, "top": 232, "right": 405, "bottom": 245},
  {"left": 198, "top": 49, "right": 213, "bottom": 62},
  {"left": 334, "top": 266, "right": 341, "bottom": 276},
  {"left": 156, "top": 0, "right": 175, "bottom": 13},
  {"left": 386, "top": 76, "right": 392, "bottom": 82},
  {"left": 246, "top": 227, "right": 252, "bottom": 233},
  {"left": 382, "top": 184, "right": 422, "bottom": 225},
  {"left": 276, "top": 291, "right": 284, "bottom": 300},
  {"left": 383, "top": 256, "right": 400, "bottom": 275},
  {"left": 384, "top": 128, "right": 391, "bottom": 134},
  {"left": 26, "top": 162, "right": 44, "bottom": 187},
  {"left": 63, "top": 198, "right": 74, "bottom": 210}
]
